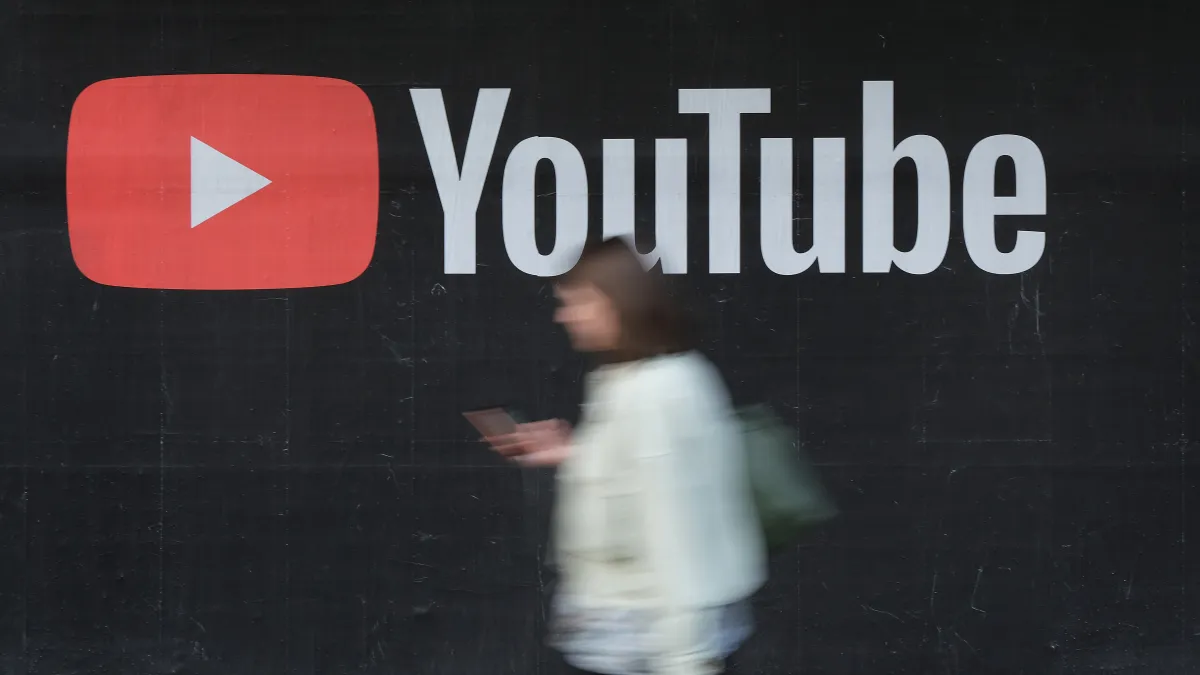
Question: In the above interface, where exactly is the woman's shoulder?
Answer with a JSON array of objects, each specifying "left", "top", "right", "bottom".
[{"left": 621, "top": 351, "right": 728, "bottom": 403}]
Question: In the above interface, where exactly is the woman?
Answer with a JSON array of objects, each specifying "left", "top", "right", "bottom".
[{"left": 487, "top": 237, "right": 767, "bottom": 675}]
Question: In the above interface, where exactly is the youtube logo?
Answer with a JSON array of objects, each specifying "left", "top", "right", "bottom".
[{"left": 67, "top": 75, "right": 379, "bottom": 290}]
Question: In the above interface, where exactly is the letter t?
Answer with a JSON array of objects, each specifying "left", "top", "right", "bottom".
[{"left": 679, "top": 89, "right": 771, "bottom": 273}]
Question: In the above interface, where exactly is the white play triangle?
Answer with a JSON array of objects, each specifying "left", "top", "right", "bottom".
[{"left": 190, "top": 136, "right": 272, "bottom": 228}]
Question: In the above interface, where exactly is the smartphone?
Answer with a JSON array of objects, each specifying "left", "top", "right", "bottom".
[{"left": 462, "top": 406, "right": 526, "bottom": 438}]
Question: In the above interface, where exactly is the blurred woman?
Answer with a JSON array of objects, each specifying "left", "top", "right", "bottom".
[{"left": 486, "top": 237, "right": 767, "bottom": 675}]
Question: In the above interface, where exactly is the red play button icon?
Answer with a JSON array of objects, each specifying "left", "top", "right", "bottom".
[{"left": 66, "top": 74, "right": 379, "bottom": 290}]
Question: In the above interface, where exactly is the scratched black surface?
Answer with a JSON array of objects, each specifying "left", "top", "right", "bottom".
[{"left": 0, "top": 1, "right": 1197, "bottom": 673}]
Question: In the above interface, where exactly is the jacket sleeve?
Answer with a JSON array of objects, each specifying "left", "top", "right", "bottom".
[{"left": 631, "top": 387, "right": 725, "bottom": 675}]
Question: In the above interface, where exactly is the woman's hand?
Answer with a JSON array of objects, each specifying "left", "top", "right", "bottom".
[{"left": 484, "top": 419, "right": 572, "bottom": 467}]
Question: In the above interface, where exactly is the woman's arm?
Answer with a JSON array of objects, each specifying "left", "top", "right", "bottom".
[
  {"left": 632, "top": 385, "right": 725, "bottom": 675},
  {"left": 485, "top": 419, "right": 572, "bottom": 467}
]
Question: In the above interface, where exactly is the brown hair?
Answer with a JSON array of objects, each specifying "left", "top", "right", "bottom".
[{"left": 555, "top": 237, "right": 697, "bottom": 363}]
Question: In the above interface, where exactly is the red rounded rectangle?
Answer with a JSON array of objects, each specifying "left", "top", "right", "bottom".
[{"left": 67, "top": 74, "right": 379, "bottom": 290}]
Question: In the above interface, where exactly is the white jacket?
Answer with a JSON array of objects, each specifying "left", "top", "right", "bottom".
[{"left": 552, "top": 351, "right": 768, "bottom": 674}]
